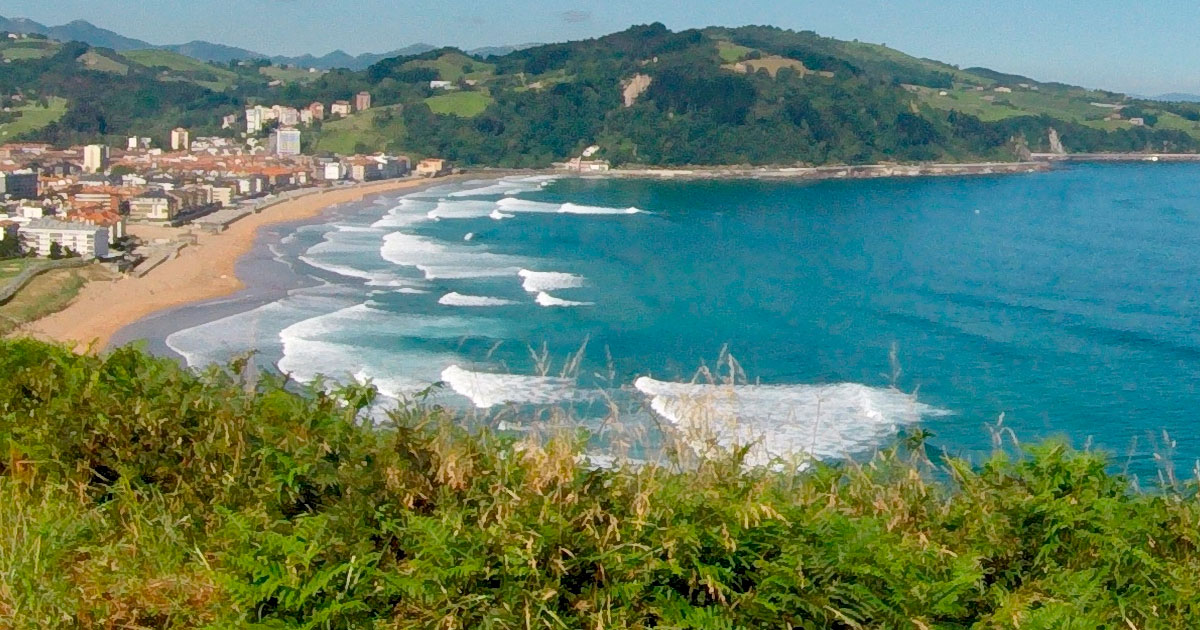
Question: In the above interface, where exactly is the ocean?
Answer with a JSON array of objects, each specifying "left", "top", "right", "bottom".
[{"left": 134, "top": 163, "right": 1200, "bottom": 476}]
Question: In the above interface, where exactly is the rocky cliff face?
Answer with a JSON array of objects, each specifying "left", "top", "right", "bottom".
[
  {"left": 622, "top": 74, "right": 652, "bottom": 107},
  {"left": 1049, "top": 128, "right": 1066, "bottom": 154}
]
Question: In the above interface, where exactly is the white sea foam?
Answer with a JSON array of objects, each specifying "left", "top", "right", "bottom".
[
  {"left": 441, "top": 365, "right": 580, "bottom": 409},
  {"left": 535, "top": 292, "right": 593, "bottom": 307},
  {"left": 438, "top": 292, "right": 518, "bottom": 307},
  {"left": 426, "top": 200, "right": 496, "bottom": 220},
  {"left": 371, "top": 198, "right": 437, "bottom": 228},
  {"left": 490, "top": 209, "right": 515, "bottom": 220},
  {"left": 560, "top": 202, "right": 642, "bottom": 215},
  {"left": 464, "top": 232, "right": 475, "bottom": 241},
  {"left": 448, "top": 177, "right": 557, "bottom": 198},
  {"left": 518, "top": 269, "right": 586, "bottom": 293},
  {"left": 277, "top": 304, "right": 502, "bottom": 399},
  {"left": 166, "top": 289, "right": 355, "bottom": 369},
  {"left": 634, "top": 377, "right": 951, "bottom": 467},
  {"left": 381, "top": 232, "right": 525, "bottom": 279},
  {"left": 495, "top": 197, "right": 643, "bottom": 215}
]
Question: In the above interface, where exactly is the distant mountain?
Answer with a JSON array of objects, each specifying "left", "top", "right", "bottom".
[
  {"left": 46, "top": 19, "right": 155, "bottom": 51},
  {"left": 168, "top": 41, "right": 263, "bottom": 64},
  {"left": 468, "top": 44, "right": 542, "bottom": 59},
  {"left": 0, "top": 16, "right": 48, "bottom": 36},
  {"left": 0, "top": 14, "right": 536, "bottom": 70},
  {"left": 271, "top": 45, "right": 438, "bottom": 71}
]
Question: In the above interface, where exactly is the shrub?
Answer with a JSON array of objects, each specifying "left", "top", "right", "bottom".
[{"left": 3, "top": 338, "right": 1200, "bottom": 627}]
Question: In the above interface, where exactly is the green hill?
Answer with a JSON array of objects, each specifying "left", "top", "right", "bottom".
[{"left": 6, "top": 24, "right": 1200, "bottom": 164}]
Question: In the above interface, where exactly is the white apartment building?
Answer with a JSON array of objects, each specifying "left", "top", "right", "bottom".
[
  {"left": 170, "top": 128, "right": 191, "bottom": 151},
  {"left": 82, "top": 145, "right": 108, "bottom": 174},
  {"left": 323, "top": 162, "right": 347, "bottom": 181},
  {"left": 20, "top": 218, "right": 109, "bottom": 259},
  {"left": 271, "top": 128, "right": 302, "bottom": 156}
]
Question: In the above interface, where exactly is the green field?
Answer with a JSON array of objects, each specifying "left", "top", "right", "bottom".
[
  {"left": 0, "top": 259, "right": 35, "bottom": 284},
  {"left": 77, "top": 50, "right": 128, "bottom": 75},
  {"left": 260, "top": 65, "right": 324, "bottom": 85},
  {"left": 839, "top": 40, "right": 989, "bottom": 86},
  {"left": 0, "top": 97, "right": 69, "bottom": 140},
  {"left": 404, "top": 52, "right": 494, "bottom": 82},
  {"left": 715, "top": 40, "right": 754, "bottom": 63},
  {"left": 313, "top": 105, "right": 405, "bottom": 155},
  {"left": 425, "top": 91, "right": 492, "bottom": 117},
  {"left": 0, "top": 265, "right": 106, "bottom": 336},
  {"left": 916, "top": 85, "right": 1123, "bottom": 122},
  {"left": 0, "top": 40, "right": 58, "bottom": 61},
  {"left": 121, "top": 49, "right": 239, "bottom": 91}
]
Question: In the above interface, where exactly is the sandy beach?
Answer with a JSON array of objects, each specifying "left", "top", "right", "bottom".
[{"left": 21, "top": 178, "right": 439, "bottom": 352}]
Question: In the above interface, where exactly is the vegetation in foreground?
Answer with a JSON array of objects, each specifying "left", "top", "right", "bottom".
[{"left": 3, "top": 338, "right": 1200, "bottom": 628}]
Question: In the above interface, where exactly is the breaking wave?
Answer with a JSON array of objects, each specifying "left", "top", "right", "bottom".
[
  {"left": 441, "top": 365, "right": 581, "bottom": 409},
  {"left": 535, "top": 292, "right": 593, "bottom": 307},
  {"left": 495, "top": 197, "right": 643, "bottom": 215},
  {"left": 634, "top": 377, "right": 951, "bottom": 466},
  {"left": 438, "top": 292, "right": 519, "bottom": 307},
  {"left": 518, "top": 269, "right": 586, "bottom": 293}
]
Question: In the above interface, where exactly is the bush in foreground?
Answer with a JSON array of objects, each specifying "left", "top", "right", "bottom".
[{"left": 2, "top": 338, "right": 1200, "bottom": 628}]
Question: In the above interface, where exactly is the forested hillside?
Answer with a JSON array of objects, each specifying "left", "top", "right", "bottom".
[{"left": 4, "top": 24, "right": 1200, "bottom": 166}]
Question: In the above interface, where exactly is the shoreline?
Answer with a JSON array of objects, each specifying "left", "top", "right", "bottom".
[
  {"left": 559, "top": 161, "right": 1051, "bottom": 181},
  {"left": 18, "top": 177, "right": 455, "bottom": 352},
  {"left": 12, "top": 160, "right": 1098, "bottom": 354}
]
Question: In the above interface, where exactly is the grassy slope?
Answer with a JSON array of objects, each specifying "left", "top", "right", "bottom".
[
  {"left": 715, "top": 40, "right": 754, "bottom": 63},
  {"left": 0, "top": 265, "right": 107, "bottom": 336},
  {"left": 260, "top": 65, "right": 324, "bottom": 85},
  {"left": 838, "top": 40, "right": 990, "bottom": 86},
  {"left": 120, "top": 49, "right": 240, "bottom": 91},
  {"left": 917, "top": 83, "right": 1200, "bottom": 139},
  {"left": 313, "top": 105, "right": 405, "bottom": 154},
  {"left": 425, "top": 90, "right": 492, "bottom": 117},
  {"left": 0, "top": 39, "right": 59, "bottom": 61},
  {"left": 0, "top": 97, "right": 69, "bottom": 140},
  {"left": 405, "top": 52, "right": 495, "bottom": 82},
  {"left": 0, "top": 259, "right": 36, "bottom": 283},
  {"left": 5, "top": 339, "right": 1200, "bottom": 627},
  {"left": 76, "top": 50, "right": 128, "bottom": 75}
]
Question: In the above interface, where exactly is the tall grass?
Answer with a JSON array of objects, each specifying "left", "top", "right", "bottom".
[{"left": 3, "top": 338, "right": 1200, "bottom": 627}]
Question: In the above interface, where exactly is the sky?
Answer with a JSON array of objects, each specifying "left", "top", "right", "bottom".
[{"left": 3, "top": 0, "right": 1198, "bottom": 95}]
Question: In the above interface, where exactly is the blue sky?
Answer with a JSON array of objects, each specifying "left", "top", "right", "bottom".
[{"left": 3, "top": 0, "right": 1196, "bottom": 95}]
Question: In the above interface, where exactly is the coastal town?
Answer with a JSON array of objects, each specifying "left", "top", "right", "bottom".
[{"left": 0, "top": 92, "right": 452, "bottom": 271}]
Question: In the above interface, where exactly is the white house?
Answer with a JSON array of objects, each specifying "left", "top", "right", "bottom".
[
  {"left": 323, "top": 162, "right": 347, "bottom": 181},
  {"left": 20, "top": 218, "right": 109, "bottom": 259}
]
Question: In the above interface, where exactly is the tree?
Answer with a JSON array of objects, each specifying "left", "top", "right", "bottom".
[
  {"left": 48, "top": 241, "right": 63, "bottom": 260},
  {"left": 0, "top": 233, "right": 19, "bottom": 259}
]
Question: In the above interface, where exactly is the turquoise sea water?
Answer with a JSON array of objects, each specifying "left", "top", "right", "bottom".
[{"left": 164, "top": 163, "right": 1200, "bottom": 474}]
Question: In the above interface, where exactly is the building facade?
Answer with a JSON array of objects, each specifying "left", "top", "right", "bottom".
[
  {"left": 271, "top": 128, "right": 302, "bottom": 156},
  {"left": 355, "top": 91, "right": 372, "bottom": 111},
  {"left": 128, "top": 192, "right": 177, "bottom": 223},
  {"left": 170, "top": 128, "right": 191, "bottom": 152},
  {"left": 0, "top": 171, "right": 38, "bottom": 199},
  {"left": 20, "top": 218, "right": 109, "bottom": 259},
  {"left": 82, "top": 145, "right": 109, "bottom": 174}
]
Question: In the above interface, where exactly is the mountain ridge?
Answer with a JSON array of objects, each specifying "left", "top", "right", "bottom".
[{"left": 0, "top": 15, "right": 534, "bottom": 69}]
